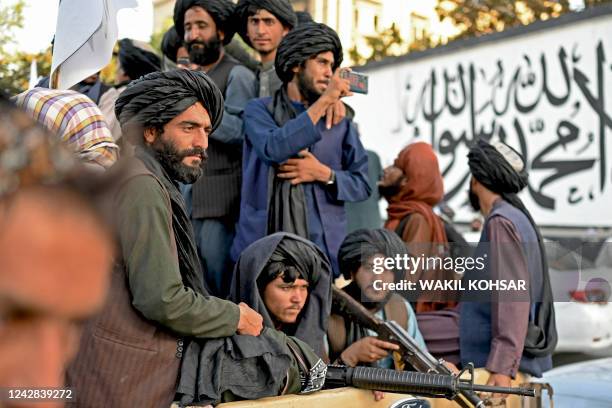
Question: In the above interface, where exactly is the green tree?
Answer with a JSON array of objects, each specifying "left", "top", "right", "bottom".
[
  {"left": 349, "top": 23, "right": 409, "bottom": 65},
  {"left": 435, "top": 0, "right": 573, "bottom": 41}
]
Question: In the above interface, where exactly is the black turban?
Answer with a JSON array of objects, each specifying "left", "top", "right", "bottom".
[
  {"left": 173, "top": 0, "right": 236, "bottom": 45},
  {"left": 117, "top": 39, "right": 161, "bottom": 81},
  {"left": 295, "top": 11, "right": 313, "bottom": 25},
  {"left": 234, "top": 0, "right": 297, "bottom": 47},
  {"left": 114, "top": 69, "right": 224, "bottom": 133},
  {"left": 275, "top": 22, "right": 342, "bottom": 83},
  {"left": 338, "top": 228, "right": 408, "bottom": 281},
  {"left": 468, "top": 139, "right": 528, "bottom": 195},
  {"left": 161, "top": 26, "right": 183, "bottom": 62}
]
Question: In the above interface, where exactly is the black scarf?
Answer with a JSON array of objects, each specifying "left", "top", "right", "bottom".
[
  {"left": 135, "top": 146, "right": 205, "bottom": 295},
  {"left": 266, "top": 86, "right": 309, "bottom": 238}
]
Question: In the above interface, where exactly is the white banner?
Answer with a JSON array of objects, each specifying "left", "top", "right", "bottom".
[
  {"left": 350, "top": 9, "right": 612, "bottom": 228},
  {"left": 51, "top": 0, "right": 137, "bottom": 89}
]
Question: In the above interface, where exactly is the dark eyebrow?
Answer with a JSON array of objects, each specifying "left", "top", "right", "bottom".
[{"left": 179, "top": 121, "right": 202, "bottom": 127}]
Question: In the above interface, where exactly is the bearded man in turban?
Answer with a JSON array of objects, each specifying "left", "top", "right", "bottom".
[
  {"left": 174, "top": 0, "right": 257, "bottom": 298},
  {"left": 65, "top": 70, "right": 263, "bottom": 408},
  {"left": 230, "top": 23, "right": 370, "bottom": 277},
  {"left": 460, "top": 139, "right": 557, "bottom": 396}
]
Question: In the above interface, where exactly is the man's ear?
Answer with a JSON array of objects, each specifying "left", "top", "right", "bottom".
[
  {"left": 282, "top": 26, "right": 289, "bottom": 37},
  {"left": 143, "top": 127, "right": 158, "bottom": 145},
  {"left": 218, "top": 30, "right": 225, "bottom": 43}
]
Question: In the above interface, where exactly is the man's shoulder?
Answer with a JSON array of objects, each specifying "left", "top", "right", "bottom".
[
  {"left": 229, "top": 63, "right": 256, "bottom": 81},
  {"left": 245, "top": 97, "right": 273, "bottom": 113}
]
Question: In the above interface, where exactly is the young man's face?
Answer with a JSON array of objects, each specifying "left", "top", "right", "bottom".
[
  {"left": 353, "top": 253, "right": 394, "bottom": 302},
  {"left": 294, "top": 51, "right": 334, "bottom": 104},
  {"left": 144, "top": 102, "right": 212, "bottom": 184},
  {"left": 262, "top": 275, "right": 309, "bottom": 324},
  {"left": 246, "top": 9, "right": 289, "bottom": 58},
  {"left": 0, "top": 188, "right": 113, "bottom": 396}
]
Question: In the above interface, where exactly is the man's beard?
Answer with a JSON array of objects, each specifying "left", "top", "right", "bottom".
[
  {"left": 187, "top": 35, "right": 222, "bottom": 67},
  {"left": 297, "top": 70, "right": 323, "bottom": 106},
  {"left": 150, "top": 136, "right": 207, "bottom": 184},
  {"left": 378, "top": 183, "right": 401, "bottom": 200},
  {"left": 468, "top": 185, "right": 481, "bottom": 212}
]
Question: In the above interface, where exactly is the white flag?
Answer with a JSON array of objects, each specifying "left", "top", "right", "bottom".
[
  {"left": 50, "top": 0, "right": 138, "bottom": 89},
  {"left": 28, "top": 59, "right": 39, "bottom": 89}
]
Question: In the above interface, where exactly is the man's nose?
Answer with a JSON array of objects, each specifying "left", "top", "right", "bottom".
[
  {"left": 254, "top": 21, "right": 266, "bottom": 35},
  {"left": 193, "top": 129, "right": 209, "bottom": 150},
  {"left": 186, "top": 27, "right": 199, "bottom": 43},
  {"left": 290, "top": 290, "right": 305, "bottom": 304}
]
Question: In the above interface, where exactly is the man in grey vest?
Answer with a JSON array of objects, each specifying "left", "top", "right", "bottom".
[
  {"left": 460, "top": 139, "right": 556, "bottom": 397},
  {"left": 174, "top": 0, "right": 256, "bottom": 297}
]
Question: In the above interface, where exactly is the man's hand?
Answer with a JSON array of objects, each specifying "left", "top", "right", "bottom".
[
  {"left": 339, "top": 336, "right": 400, "bottom": 367},
  {"left": 321, "top": 68, "right": 353, "bottom": 103},
  {"left": 325, "top": 100, "right": 346, "bottom": 129},
  {"left": 307, "top": 68, "right": 352, "bottom": 125},
  {"left": 277, "top": 150, "right": 331, "bottom": 185},
  {"left": 236, "top": 302, "right": 263, "bottom": 336},
  {"left": 485, "top": 372, "right": 512, "bottom": 399}
]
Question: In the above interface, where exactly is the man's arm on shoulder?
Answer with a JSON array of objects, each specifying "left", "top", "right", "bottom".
[
  {"left": 326, "top": 123, "right": 371, "bottom": 202},
  {"left": 245, "top": 98, "right": 322, "bottom": 164},
  {"left": 117, "top": 176, "right": 240, "bottom": 338},
  {"left": 486, "top": 216, "right": 530, "bottom": 377},
  {"left": 211, "top": 65, "right": 256, "bottom": 145}
]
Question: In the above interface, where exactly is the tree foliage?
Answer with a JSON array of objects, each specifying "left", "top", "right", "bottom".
[
  {"left": 0, "top": 0, "right": 53, "bottom": 95},
  {"left": 436, "top": 0, "right": 571, "bottom": 41},
  {"left": 349, "top": 23, "right": 408, "bottom": 65}
]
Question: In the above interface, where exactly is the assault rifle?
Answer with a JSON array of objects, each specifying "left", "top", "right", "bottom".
[
  {"left": 331, "top": 287, "right": 536, "bottom": 407},
  {"left": 325, "top": 364, "right": 536, "bottom": 401}
]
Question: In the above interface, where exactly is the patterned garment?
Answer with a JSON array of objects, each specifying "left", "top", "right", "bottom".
[
  {"left": 0, "top": 97, "right": 76, "bottom": 197},
  {"left": 13, "top": 88, "right": 119, "bottom": 169}
]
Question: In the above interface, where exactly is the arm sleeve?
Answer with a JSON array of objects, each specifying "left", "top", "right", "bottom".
[
  {"left": 405, "top": 300, "right": 428, "bottom": 351},
  {"left": 485, "top": 216, "right": 530, "bottom": 377},
  {"left": 210, "top": 65, "right": 256, "bottom": 145},
  {"left": 326, "top": 123, "right": 371, "bottom": 202},
  {"left": 245, "top": 100, "right": 322, "bottom": 164},
  {"left": 117, "top": 176, "right": 240, "bottom": 338}
]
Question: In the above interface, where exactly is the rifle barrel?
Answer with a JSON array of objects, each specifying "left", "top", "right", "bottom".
[{"left": 462, "top": 383, "right": 536, "bottom": 397}]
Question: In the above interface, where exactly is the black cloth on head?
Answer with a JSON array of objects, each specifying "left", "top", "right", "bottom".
[
  {"left": 161, "top": 26, "right": 182, "bottom": 62},
  {"left": 338, "top": 228, "right": 408, "bottom": 282},
  {"left": 468, "top": 139, "right": 528, "bottom": 196},
  {"left": 118, "top": 39, "right": 161, "bottom": 81},
  {"left": 295, "top": 11, "right": 313, "bottom": 25},
  {"left": 114, "top": 69, "right": 224, "bottom": 132},
  {"left": 174, "top": 0, "right": 236, "bottom": 44},
  {"left": 467, "top": 138, "right": 557, "bottom": 358},
  {"left": 234, "top": 0, "right": 296, "bottom": 47},
  {"left": 275, "top": 22, "right": 342, "bottom": 84},
  {"left": 229, "top": 232, "right": 332, "bottom": 357}
]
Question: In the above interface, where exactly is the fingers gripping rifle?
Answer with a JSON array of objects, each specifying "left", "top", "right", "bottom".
[{"left": 331, "top": 287, "right": 535, "bottom": 407}]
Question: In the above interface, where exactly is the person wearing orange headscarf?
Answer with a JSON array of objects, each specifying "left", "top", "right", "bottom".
[{"left": 380, "top": 142, "right": 461, "bottom": 364}]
